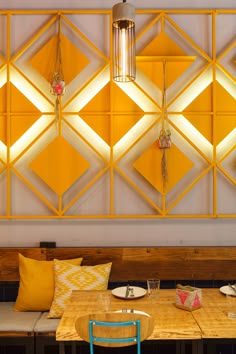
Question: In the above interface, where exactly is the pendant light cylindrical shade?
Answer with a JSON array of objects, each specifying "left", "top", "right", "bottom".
[{"left": 112, "top": 1, "right": 135, "bottom": 82}]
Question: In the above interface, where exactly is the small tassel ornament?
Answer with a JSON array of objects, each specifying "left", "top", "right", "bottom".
[
  {"left": 158, "top": 60, "right": 171, "bottom": 191},
  {"left": 50, "top": 16, "right": 65, "bottom": 125}
]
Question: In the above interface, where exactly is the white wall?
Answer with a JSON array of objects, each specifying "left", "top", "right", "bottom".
[
  {"left": 0, "top": 0, "right": 235, "bottom": 247},
  {"left": 0, "top": 218, "right": 235, "bottom": 247}
]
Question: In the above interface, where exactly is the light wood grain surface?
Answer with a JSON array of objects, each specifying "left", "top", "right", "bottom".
[
  {"left": 192, "top": 288, "right": 236, "bottom": 339},
  {"left": 1, "top": 247, "right": 236, "bottom": 281},
  {"left": 46, "top": 247, "right": 236, "bottom": 281},
  {"left": 56, "top": 289, "right": 202, "bottom": 342}
]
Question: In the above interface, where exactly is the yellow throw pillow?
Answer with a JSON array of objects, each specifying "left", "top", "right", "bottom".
[
  {"left": 48, "top": 260, "right": 112, "bottom": 318},
  {"left": 14, "top": 254, "right": 83, "bottom": 312}
]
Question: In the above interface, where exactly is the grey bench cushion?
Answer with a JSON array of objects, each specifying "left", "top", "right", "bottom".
[
  {"left": 0, "top": 302, "right": 41, "bottom": 332},
  {"left": 34, "top": 312, "right": 60, "bottom": 333}
]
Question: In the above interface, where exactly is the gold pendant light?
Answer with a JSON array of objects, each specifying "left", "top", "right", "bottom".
[{"left": 112, "top": 0, "right": 136, "bottom": 82}]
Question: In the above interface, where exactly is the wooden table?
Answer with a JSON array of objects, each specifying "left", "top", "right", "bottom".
[
  {"left": 192, "top": 288, "right": 236, "bottom": 338},
  {"left": 192, "top": 288, "right": 236, "bottom": 354},
  {"left": 56, "top": 288, "right": 236, "bottom": 354},
  {"left": 56, "top": 289, "right": 202, "bottom": 354}
]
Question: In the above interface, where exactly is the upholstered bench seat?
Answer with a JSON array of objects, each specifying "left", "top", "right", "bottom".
[
  {"left": 0, "top": 302, "right": 41, "bottom": 332},
  {"left": 0, "top": 302, "right": 41, "bottom": 354},
  {"left": 34, "top": 312, "right": 60, "bottom": 333},
  {"left": 34, "top": 312, "right": 61, "bottom": 354}
]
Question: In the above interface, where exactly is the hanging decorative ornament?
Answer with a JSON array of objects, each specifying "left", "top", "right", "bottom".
[
  {"left": 50, "top": 16, "right": 65, "bottom": 124},
  {"left": 158, "top": 60, "right": 172, "bottom": 190},
  {"left": 158, "top": 128, "right": 171, "bottom": 149},
  {"left": 51, "top": 76, "right": 65, "bottom": 96}
]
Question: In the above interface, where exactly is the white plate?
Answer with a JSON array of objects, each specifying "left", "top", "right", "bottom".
[
  {"left": 220, "top": 285, "right": 236, "bottom": 296},
  {"left": 115, "top": 309, "right": 150, "bottom": 317},
  {"left": 112, "top": 286, "right": 147, "bottom": 299}
]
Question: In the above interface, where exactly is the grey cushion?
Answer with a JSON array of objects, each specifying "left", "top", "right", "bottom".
[
  {"left": 0, "top": 302, "right": 41, "bottom": 332},
  {"left": 34, "top": 312, "right": 60, "bottom": 333}
]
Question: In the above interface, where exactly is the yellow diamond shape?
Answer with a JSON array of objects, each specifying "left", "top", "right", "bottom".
[
  {"left": 133, "top": 142, "right": 194, "bottom": 194},
  {"left": 0, "top": 83, "right": 41, "bottom": 146},
  {"left": 0, "top": 160, "right": 5, "bottom": 173},
  {"left": 218, "top": 42, "right": 236, "bottom": 81},
  {"left": 137, "top": 32, "right": 195, "bottom": 90},
  {"left": 30, "top": 33, "right": 90, "bottom": 84},
  {"left": 30, "top": 136, "right": 90, "bottom": 195},
  {"left": 184, "top": 82, "right": 236, "bottom": 145},
  {"left": 218, "top": 147, "right": 236, "bottom": 184},
  {"left": 80, "top": 82, "right": 144, "bottom": 145}
]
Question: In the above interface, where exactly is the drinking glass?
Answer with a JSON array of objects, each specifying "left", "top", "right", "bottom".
[
  {"left": 147, "top": 279, "right": 160, "bottom": 299},
  {"left": 226, "top": 294, "right": 236, "bottom": 318},
  {"left": 97, "top": 293, "right": 111, "bottom": 312}
]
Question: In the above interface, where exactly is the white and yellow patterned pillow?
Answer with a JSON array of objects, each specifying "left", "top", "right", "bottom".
[{"left": 48, "top": 260, "right": 112, "bottom": 318}]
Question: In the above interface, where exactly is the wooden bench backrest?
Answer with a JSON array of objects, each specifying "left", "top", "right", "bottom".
[
  {"left": 0, "top": 247, "right": 236, "bottom": 282},
  {"left": 0, "top": 248, "right": 46, "bottom": 281}
]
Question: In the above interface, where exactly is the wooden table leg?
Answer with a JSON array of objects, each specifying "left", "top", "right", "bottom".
[
  {"left": 192, "top": 340, "right": 203, "bottom": 354},
  {"left": 72, "top": 341, "right": 76, "bottom": 354},
  {"left": 176, "top": 340, "right": 186, "bottom": 354},
  {"left": 205, "top": 340, "right": 220, "bottom": 354},
  {"left": 59, "top": 342, "right": 65, "bottom": 354}
]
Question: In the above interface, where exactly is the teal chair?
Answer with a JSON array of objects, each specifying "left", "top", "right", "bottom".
[
  {"left": 89, "top": 318, "right": 141, "bottom": 354},
  {"left": 75, "top": 312, "right": 154, "bottom": 354}
]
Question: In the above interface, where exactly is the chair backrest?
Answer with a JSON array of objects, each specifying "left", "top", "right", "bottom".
[{"left": 75, "top": 312, "right": 154, "bottom": 354}]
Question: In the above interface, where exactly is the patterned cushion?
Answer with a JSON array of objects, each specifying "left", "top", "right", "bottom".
[
  {"left": 14, "top": 254, "right": 83, "bottom": 312},
  {"left": 48, "top": 260, "right": 112, "bottom": 318}
]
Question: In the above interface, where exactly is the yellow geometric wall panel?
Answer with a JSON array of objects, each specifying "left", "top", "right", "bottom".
[
  {"left": 0, "top": 84, "right": 6, "bottom": 113},
  {"left": 80, "top": 82, "right": 144, "bottom": 145},
  {"left": 137, "top": 31, "right": 196, "bottom": 90},
  {"left": 0, "top": 84, "right": 7, "bottom": 145},
  {"left": 133, "top": 142, "right": 194, "bottom": 194},
  {"left": 30, "top": 135, "right": 90, "bottom": 196},
  {"left": 0, "top": 9, "right": 235, "bottom": 219},
  {"left": 30, "top": 33, "right": 90, "bottom": 84},
  {"left": 0, "top": 116, "right": 5, "bottom": 145},
  {"left": 184, "top": 81, "right": 236, "bottom": 145},
  {"left": 0, "top": 83, "right": 40, "bottom": 145}
]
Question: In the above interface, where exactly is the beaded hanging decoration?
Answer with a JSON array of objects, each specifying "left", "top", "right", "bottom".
[
  {"left": 158, "top": 60, "right": 171, "bottom": 190},
  {"left": 50, "top": 16, "right": 65, "bottom": 125}
]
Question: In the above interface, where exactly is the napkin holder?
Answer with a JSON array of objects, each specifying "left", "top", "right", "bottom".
[{"left": 175, "top": 285, "right": 202, "bottom": 311}]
